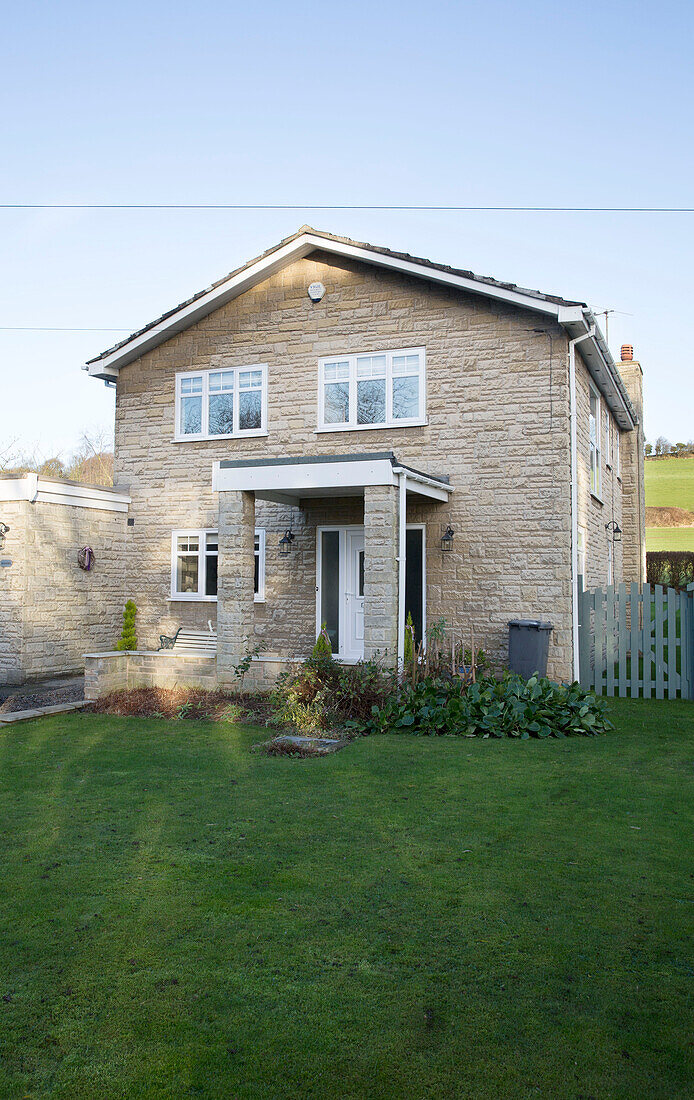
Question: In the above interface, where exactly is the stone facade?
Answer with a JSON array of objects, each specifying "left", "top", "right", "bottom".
[
  {"left": 108, "top": 249, "right": 641, "bottom": 685},
  {"left": 0, "top": 476, "right": 129, "bottom": 684}
]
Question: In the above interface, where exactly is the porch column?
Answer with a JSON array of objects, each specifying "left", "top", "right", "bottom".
[
  {"left": 217, "top": 490, "right": 255, "bottom": 685},
  {"left": 363, "top": 484, "right": 399, "bottom": 665}
]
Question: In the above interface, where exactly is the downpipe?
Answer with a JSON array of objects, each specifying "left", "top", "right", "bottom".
[{"left": 568, "top": 325, "right": 595, "bottom": 681}]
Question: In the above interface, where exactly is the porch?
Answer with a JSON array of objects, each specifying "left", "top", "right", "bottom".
[{"left": 212, "top": 452, "right": 452, "bottom": 686}]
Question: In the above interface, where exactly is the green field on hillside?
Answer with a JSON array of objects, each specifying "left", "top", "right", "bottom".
[
  {"left": 645, "top": 454, "right": 694, "bottom": 510},
  {"left": 646, "top": 525, "right": 694, "bottom": 551}
]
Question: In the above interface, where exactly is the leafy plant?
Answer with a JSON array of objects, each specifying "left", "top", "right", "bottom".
[
  {"left": 403, "top": 612, "right": 415, "bottom": 671},
  {"left": 115, "top": 600, "right": 137, "bottom": 651},
  {"left": 351, "top": 673, "right": 612, "bottom": 739},
  {"left": 312, "top": 624, "right": 332, "bottom": 660},
  {"left": 232, "top": 644, "right": 261, "bottom": 699},
  {"left": 271, "top": 655, "right": 394, "bottom": 734}
]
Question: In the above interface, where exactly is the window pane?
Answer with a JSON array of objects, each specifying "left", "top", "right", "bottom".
[
  {"left": 324, "top": 381, "right": 349, "bottom": 424},
  {"left": 239, "top": 370, "right": 262, "bottom": 390},
  {"left": 205, "top": 553, "right": 218, "bottom": 596},
  {"left": 324, "top": 361, "right": 349, "bottom": 381},
  {"left": 206, "top": 532, "right": 218, "bottom": 552},
  {"left": 209, "top": 371, "right": 234, "bottom": 393},
  {"left": 180, "top": 375, "right": 203, "bottom": 395},
  {"left": 405, "top": 528, "right": 424, "bottom": 644},
  {"left": 392, "top": 354, "right": 420, "bottom": 375},
  {"left": 254, "top": 552, "right": 259, "bottom": 595},
  {"left": 357, "top": 378, "right": 386, "bottom": 424},
  {"left": 356, "top": 355, "right": 386, "bottom": 378},
  {"left": 321, "top": 531, "right": 340, "bottom": 653},
  {"left": 239, "top": 389, "right": 262, "bottom": 430},
  {"left": 177, "top": 535, "right": 199, "bottom": 553},
  {"left": 392, "top": 375, "right": 419, "bottom": 419},
  {"left": 209, "top": 392, "right": 234, "bottom": 435},
  {"left": 177, "top": 554, "right": 199, "bottom": 593},
  {"left": 181, "top": 395, "right": 202, "bottom": 435}
]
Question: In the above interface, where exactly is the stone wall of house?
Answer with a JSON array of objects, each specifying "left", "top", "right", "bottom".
[
  {"left": 112, "top": 250, "right": 641, "bottom": 683},
  {"left": 574, "top": 350, "right": 625, "bottom": 590},
  {"left": 17, "top": 501, "right": 127, "bottom": 680},
  {"left": 0, "top": 500, "right": 29, "bottom": 685}
]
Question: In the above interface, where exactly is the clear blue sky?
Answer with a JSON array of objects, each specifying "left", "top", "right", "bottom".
[{"left": 2, "top": 0, "right": 692, "bottom": 458}]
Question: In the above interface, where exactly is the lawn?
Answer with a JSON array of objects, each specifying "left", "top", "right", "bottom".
[
  {"left": 1, "top": 703, "right": 692, "bottom": 1099},
  {"left": 646, "top": 525, "right": 694, "bottom": 551},
  {"left": 645, "top": 454, "right": 694, "bottom": 510}
]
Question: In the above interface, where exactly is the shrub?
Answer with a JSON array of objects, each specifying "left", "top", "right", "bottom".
[
  {"left": 349, "top": 673, "right": 612, "bottom": 739},
  {"left": 646, "top": 550, "right": 694, "bottom": 590},
  {"left": 312, "top": 625, "right": 333, "bottom": 660},
  {"left": 271, "top": 656, "right": 394, "bottom": 734},
  {"left": 116, "top": 600, "right": 137, "bottom": 651},
  {"left": 403, "top": 612, "right": 415, "bottom": 671}
]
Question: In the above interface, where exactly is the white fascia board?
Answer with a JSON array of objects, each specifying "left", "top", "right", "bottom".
[
  {"left": 560, "top": 309, "right": 636, "bottom": 430},
  {"left": 213, "top": 458, "right": 451, "bottom": 503},
  {"left": 214, "top": 457, "right": 398, "bottom": 497},
  {"left": 85, "top": 233, "right": 566, "bottom": 380},
  {"left": 85, "top": 237, "right": 317, "bottom": 379},
  {"left": 34, "top": 479, "right": 130, "bottom": 512},
  {"left": 0, "top": 473, "right": 38, "bottom": 502},
  {"left": 302, "top": 235, "right": 562, "bottom": 317}
]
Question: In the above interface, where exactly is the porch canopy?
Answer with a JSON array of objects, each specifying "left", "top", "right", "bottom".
[
  {"left": 212, "top": 451, "right": 451, "bottom": 505},
  {"left": 213, "top": 453, "right": 452, "bottom": 676}
]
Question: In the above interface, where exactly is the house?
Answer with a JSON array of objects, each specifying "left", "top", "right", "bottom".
[
  {"left": 81, "top": 227, "right": 645, "bottom": 695},
  {"left": 0, "top": 473, "right": 130, "bottom": 684}
]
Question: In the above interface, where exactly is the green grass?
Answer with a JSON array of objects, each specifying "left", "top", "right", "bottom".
[
  {"left": 1, "top": 706, "right": 692, "bottom": 1099},
  {"left": 645, "top": 454, "right": 694, "bottom": 510},
  {"left": 646, "top": 525, "right": 694, "bottom": 551}
]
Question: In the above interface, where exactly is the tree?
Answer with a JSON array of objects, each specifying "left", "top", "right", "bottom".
[
  {"left": 654, "top": 436, "right": 671, "bottom": 456},
  {"left": 116, "top": 601, "right": 137, "bottom": 651},
  {"left": 645, "top": 442, "right": 653, "bottom": 456}
]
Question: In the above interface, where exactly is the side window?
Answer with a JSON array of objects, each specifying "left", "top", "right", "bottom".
[{"left": 589, "top": 388, "right": 602, "bottom": 497}]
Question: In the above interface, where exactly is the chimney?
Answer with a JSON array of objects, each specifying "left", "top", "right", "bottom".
[{"left": 618, "top": 345, "right": 646, "bottom": 583}]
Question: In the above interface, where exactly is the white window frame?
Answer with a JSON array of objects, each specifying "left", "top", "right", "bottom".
[
  {"left": 614, "top": 427, "right": 621, "bottom": 478},
  {"left": 170, "top": 529, "right": 218, "bottom": 602},
  {"left": 254, "top": 528, "right": 266, "bottom": 603},
  {"left": 604, "top": 409, "right": 611, "bottom": 469},
  {"left": 589, "top": 385, "right": 602, "bottom": 499},
  {"left": 316, "top": 346, "right": 426, "bottom": 432},
  {"left": 174, "top": 365, "right": 268, "bottom": 442},
  {"left": 170, "top": 527, "right": 266, "bottom": 602}
]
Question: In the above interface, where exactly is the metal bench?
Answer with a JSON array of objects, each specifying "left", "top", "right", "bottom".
[{"left": 159, "top": 623, "right": 217, "bottom": 655}]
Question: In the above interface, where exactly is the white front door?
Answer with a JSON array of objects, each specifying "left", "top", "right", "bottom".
[{"left": 345, "top": 529, "right": 365, "bottom": 661}]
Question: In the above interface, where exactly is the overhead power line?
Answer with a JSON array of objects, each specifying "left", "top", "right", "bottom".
[{"left": 0, "top": 203, "right": 693, "bottom": 212}]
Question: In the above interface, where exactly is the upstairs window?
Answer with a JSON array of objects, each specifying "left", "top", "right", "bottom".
[
  {"left": 589, "top": 387, "right": 602, "bottom": 498},
  {"left": 318, "top": 347, "right": 425, "bottom": 431},
  {"left": 175, "top": 366, "right": 267, "bottom": 440},
  {"left": 614, "top": 427, "right": 620, "bottom": 477}
]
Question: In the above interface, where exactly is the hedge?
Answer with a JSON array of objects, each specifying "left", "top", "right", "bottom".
[{"left": 646, "top": 550, "right": 694, "bottom": 589}]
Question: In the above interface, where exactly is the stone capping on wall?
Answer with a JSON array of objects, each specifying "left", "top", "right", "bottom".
[{"left": 83, "top": 650, "right": 304, "bottom": 700}]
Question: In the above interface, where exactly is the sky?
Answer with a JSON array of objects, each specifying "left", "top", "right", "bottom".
[{"left": 1, "top": 0, "right": 692, "bottom": 460}]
